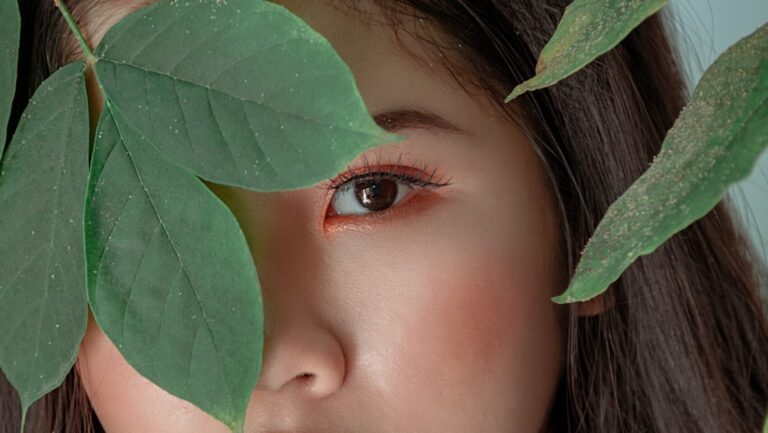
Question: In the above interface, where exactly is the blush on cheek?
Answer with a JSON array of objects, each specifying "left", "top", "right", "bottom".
[
  {"left": 391, "top": 252, "right": 565, "bottom": 431},
  {"left": 417, "top": 260, "right": 525, "bottom": 377},
  {"left": 394, "top": 242, "right": 564, "bottom": 380}
]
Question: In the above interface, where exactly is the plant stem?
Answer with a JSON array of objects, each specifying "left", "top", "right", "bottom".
[{"left": 54, "top": 0, "right": 98, "bottom": 66}]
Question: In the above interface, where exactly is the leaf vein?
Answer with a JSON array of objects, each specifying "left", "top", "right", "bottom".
[
  {"left": 107, "top": 107, "right": 235, "bottom": 404},
  {"left": 120, "top": 221, "right": 163, "bottom": 344},
  {"left": 101, "top": 60, "right": 377, "bottom": 137}
]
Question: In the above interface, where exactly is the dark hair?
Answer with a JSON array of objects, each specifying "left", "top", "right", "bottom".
[{"left": 3, "top": 1, "right": 768, "bottom": 432}]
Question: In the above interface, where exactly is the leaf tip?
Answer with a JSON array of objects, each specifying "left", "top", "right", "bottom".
[
  {"left": 380, "top": 131, "right": 407, "bottom": 145},
  {"left": 505, "top": 86, "right": 526, "bottom": 103},
  {"left": 552, "top": 279, "right": 593, "bottom": 304},
  {"left": 551, "top": 293, "right": 576, "bottom": 305},
  {"left": 227, "top": 418, "right": 245, "bottom": 433},
  {"left": 506, "top": 77, "right": 543, "bottom": 102},
  {"left": 553, "top": 276, "right": 613, "bottom": 305}
]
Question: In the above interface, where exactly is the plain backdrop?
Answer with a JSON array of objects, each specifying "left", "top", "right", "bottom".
[{"left": 668, "top": 0, "right": 768, "bottom": 264}]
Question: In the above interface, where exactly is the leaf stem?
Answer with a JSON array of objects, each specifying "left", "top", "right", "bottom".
[{"left": 54, "top": 0, "right": 97, "bottom": 67}]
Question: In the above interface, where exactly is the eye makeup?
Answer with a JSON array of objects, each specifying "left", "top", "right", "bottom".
[{"left": 319, "top": 150, "right": 452, "bottom": 229}]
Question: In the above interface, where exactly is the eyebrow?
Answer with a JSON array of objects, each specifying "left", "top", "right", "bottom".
[{"left": 372, "top": 109, "right": 466, "bottom": 134}]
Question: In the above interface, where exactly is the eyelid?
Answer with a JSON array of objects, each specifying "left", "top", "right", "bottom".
[
  {"left": 320, "top": 150, "right": 453, "bottom": 191},
  {"left": 325, "top": 165, "right": 451, "bottom": 192}
]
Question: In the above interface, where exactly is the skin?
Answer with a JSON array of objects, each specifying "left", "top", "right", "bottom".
[{"left": 74, "top": 1, "right": 606, "bottom": 432}]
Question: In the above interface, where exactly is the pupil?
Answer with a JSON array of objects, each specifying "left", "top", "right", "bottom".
[{"left": 354, "top": 179, "right": 398, "bottom": 211}]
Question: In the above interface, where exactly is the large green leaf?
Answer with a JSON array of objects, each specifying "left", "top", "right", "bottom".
[
  {"left": 85, "top": 103, "right": 263, "bottom": 432},
  {"left": 506, "top": 0, "right": 667, "bottom": 102},
  {"left": 64, "top": 0, "right": 394, "bottom": 430},
  {"left": 93, "top": 0, "right": 392, "bottom": 191},
  {"left": 0, "top": 0, "right": 20, "bottom": 159},
  {"left": 0, "top": 62, "right": 89, "bottom": 418},
  {"left": 553, "top": 23, "right": 768, "bottom": 304}
]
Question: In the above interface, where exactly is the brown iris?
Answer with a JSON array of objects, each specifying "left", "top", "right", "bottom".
[{"left": 354, "top": 179, "right": 399, "bottom": 211}]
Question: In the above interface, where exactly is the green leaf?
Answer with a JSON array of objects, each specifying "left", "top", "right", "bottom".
[
  {"left": 68, "top": 1, "right": 394, "bottom": 430},
  {"left": 93, "top": 0, "right": 393, "bottom": 191},
  {"left": 553, "top": 23, "right": 768, "bottom": 304},
  {"left": 0, "top": 62, "right": 89, "bottom": 419},
  {"left": 764, "top": 412, "right": 768, "bottom": 433},
  {"left": 85, "top": 103, "right": 263, "bottom": 433},
  {"left": 506, "top": 0, "right": 667, "bottom": 102},
  {"left": 0, "top": 0, "right": 20, "bottom": 159}
]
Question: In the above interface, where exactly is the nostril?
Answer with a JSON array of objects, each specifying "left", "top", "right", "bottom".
[
  {"left": 296, "top": 372, "right": 315, "bottom": 389},
  {"left": 255, "top": 329, "right": 346, "bottom": 396}
]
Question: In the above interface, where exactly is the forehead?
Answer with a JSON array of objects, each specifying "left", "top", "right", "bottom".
[
  {"left": 273, "top": 0, "right": 460, "bottom": 86},
  {"left": 270, "top": 0, "right": 499, "bottom": 121}
]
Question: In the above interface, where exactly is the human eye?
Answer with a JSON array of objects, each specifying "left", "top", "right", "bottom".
[{"left": 323, "top": 153, "right": 452, "bottom": 220}]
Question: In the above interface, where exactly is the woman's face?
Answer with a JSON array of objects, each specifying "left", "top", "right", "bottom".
[{"left": 76, "top": 1, "right": 574, "bottom": 432}]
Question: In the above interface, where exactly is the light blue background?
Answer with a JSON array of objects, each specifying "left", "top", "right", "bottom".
[{"left": 669, "top": 0, "right": 768, "bottom": 264}]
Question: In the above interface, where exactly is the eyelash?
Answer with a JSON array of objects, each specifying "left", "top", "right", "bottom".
[{"left": 323, "top": 151, "right": 452, "bottom": 191}]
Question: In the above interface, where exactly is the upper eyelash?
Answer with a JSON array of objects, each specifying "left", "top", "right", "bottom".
[
  {"left": 330, "top": 170, "right": 447, "bottom": 191},
  {"left": 322, "top": 151, "right": 453, "bottom": 190}
]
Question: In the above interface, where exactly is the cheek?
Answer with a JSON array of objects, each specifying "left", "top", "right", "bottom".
[
  {"left": 365, "top": 246, "right": 564, "bottom": 432},
  {"left": 384, "top": 189, "right": 564, "bottom": 376},
  {"left": 76, "top": 314, "right": 228, "bottom": 433},
  {"left": 414, "top": 260, "right": 523, "bottom": 371},
  {"left": 394, "top": 247, "right": 562, "bottom": 384},
  {"left": 333, "top": 160, "right": 566, "bottom": 429}
]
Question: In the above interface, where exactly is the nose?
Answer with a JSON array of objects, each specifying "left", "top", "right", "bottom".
[
  {"left": 239, "top": 188, "right": 347, "bottom": 399},
  {"left": 254, "top": 322, "right": 346, "bottom": 398}
]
